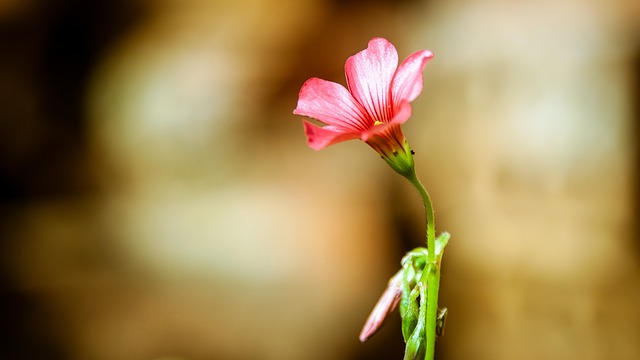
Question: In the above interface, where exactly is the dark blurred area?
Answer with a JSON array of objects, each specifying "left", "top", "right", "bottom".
[
  {"left": 1, "top": 1, "right": 141, "bottom": 358},
  {"left": 0, "top": 0, "right": 142, "bottom": 201},
  {"left": 1, "top": 0, "right": 639, "bottom": 359}
]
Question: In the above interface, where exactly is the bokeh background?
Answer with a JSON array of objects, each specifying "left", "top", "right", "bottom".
[{"left": 1, "top": 0, "right": 638, "bottom": 359}]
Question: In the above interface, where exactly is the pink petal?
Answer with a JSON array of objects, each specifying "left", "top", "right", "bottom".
[
  {"left": 391, "top": 49, "right": 433, "bottom": 109},
  {"left": 294, "top": 77, "right": 371, "bottom": 132},
  {"left": 345, "top": 38, "right": 398, "bottom": 123},
  {"left": 359, "top": 271, "right": 403, "bottom": 343},
  {"left": 361, "top": 101, "right": 412, "bottom": 142},
  {"left": 303, "top": 121, "right": 360, "bottom": 150}
]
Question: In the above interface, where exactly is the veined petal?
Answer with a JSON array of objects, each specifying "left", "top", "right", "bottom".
[
  {"left": 360, "top": 101, "right": 412, "bottom": 142},
  {"left": 391, "top": 49, "right": 433, "bottom": 109},
  {"left": 294, "top": 77, "right": 371, "bottom": 132},
  {"left": 303, "top": 120, "right": 361, "bottom": 150},
  {"left": 345, "top": 38, "right": 398, "bottom": 123}
]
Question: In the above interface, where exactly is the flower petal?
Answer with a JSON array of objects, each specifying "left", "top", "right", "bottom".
[
  {"left": 345, "top": 38, "right": 398, "bottom": 123},
  {"left": 294, "top": 77, "right": 370, "bottom": 132},
  {"left": 391, "top": 49, "right": 433, "bottom": 109},
  {"left": 303, "top": 120, "right": 360, "bottom": 150},
  {"left": 361, "top": 101, "right": 412, "bottom": 142}
]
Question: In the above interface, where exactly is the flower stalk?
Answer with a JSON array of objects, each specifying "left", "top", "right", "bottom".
[
  {"left": 405, "top": 171, "right": 435, "bottom": 265},
  {"left": 406, "top": 172, "right": 438, "bottom": 360}
]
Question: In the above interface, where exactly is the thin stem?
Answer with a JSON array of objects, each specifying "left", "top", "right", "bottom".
[
  {"left": 406, "top": 172, "right": 435, "bottom": 264},
  {"left": 424, "top": 263, "right": 440, "bottom": 360},
  {"left": 405, "top": 171, "right": 439, "bottom": 360}
]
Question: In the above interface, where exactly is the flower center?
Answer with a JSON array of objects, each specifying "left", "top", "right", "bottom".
[{"left": 373, "top": 120, "right": 384, "bottom": 126}]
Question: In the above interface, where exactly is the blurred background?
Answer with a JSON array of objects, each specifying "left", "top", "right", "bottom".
[{"left": 1, "top": 0, "right": 638, "bottom": 359}]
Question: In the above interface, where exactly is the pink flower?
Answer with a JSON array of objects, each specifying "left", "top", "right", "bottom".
[{"left": 293, "top": 37, "right": 433, "bottom": 176}]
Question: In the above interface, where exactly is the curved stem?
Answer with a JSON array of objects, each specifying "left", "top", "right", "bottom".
[
  {"left": 406, "top": 172, "right": 435, "bottom": 264},
  {"left": 405, "top": 171, "right": 439, "bottom": 360}
]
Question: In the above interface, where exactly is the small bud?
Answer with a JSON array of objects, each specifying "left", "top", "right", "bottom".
[{"left": 359, "top": 271, "right": 403, "bottom": 342}]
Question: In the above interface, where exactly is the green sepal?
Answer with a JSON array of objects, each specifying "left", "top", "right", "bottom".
[
  {"left": 380, "top": 140, "right": 416, "bottom": 179},
  {"left": 403, "top": 282, "right": 428, "bottom": 360},
  {"left": 401, "top": 285, "right": 420, "bottom": 341},
  {"left": 399, "top": 247, "right": 429, "bottom": 341}
]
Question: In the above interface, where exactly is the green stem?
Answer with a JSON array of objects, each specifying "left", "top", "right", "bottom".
[
  {"left": 406, "top": 172, "right": 435, "bottom": 264},
  {"left": 424, "top": 263, "right": 440, "bottom": 360},
  {"left": 406, "top": 171, "right": 439, "bottom": 360}
]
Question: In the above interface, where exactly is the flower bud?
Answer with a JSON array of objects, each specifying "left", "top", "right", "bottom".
[{"left": 359, "top": 271, "right": 403, "bottom": 343}]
